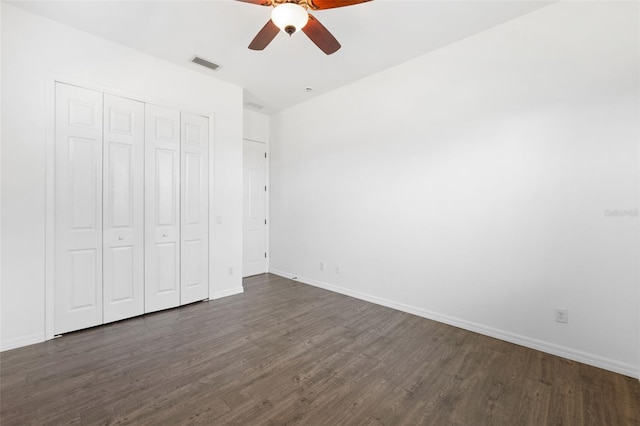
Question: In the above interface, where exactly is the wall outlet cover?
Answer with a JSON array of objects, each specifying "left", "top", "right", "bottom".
[{"left": 555, "top": 308, "right": 568, "bottom": 324}]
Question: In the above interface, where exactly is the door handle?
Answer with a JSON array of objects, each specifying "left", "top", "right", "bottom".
[
  {"left": 118, "top": 236, "right": 124, "bottom": 241},
  {"left": 163, "top": 233, "right": 168, "bottom": 237}
]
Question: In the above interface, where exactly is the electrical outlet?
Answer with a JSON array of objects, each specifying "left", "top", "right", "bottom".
[
  {"left": 228, "top": 267, "right": 234, "bottom": 276},
  {"left": 555, "top": 308, "right": 568, "bottom": 324},
  {"left": 335, "top": 265, "right": 340, "bottom": 274},
  {"left": 320, "top": 262, "right": 324, "bottom": 271}
]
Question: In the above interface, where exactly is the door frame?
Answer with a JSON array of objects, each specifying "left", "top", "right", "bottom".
[{"left": 44, "top": 75, "right": 216, "bottom": 340}]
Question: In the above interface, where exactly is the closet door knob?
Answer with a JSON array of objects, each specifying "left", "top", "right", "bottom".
[
  {"left": 118, "top": 236, "right": 124, "bottom": 241},
  {"left": 163, "top": 233, "right": 168, "bottom": 237}
]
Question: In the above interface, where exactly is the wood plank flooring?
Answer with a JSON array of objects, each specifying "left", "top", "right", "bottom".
[{"left": 1, "top": 273, "right": 639, "bottom": 425}]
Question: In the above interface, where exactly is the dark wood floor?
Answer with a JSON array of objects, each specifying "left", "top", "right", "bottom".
[{"left": 1, "top": 274, "right": 639, "bottom": 425}]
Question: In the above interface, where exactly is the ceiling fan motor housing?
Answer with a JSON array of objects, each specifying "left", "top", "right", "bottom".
[{"left": 243, "top": 0, "right": 371, "bottom": 54}]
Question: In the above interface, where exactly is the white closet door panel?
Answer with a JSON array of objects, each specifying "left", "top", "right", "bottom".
[
  {"left": 145, "top": 104, "right": 181, "bottom": 313},
  {"left": 155, "top": 149, "right": 179, "bottom": 226},
  {"left": 54, "top": 83, "right": 104, "bottom": 334},
  {"left": 107, "top": 246, "right": 134, "bottom": 298},
  {"left": 69, "top": 249, "right": 99, "bottom": 308},
  {"left": 184, "top": 153, "right": 202, "bottom": 224},
  {"left": 70, "top": 138, "right": 100, "bottom": 229},
  {"left": 103, "top": 94, "right": 145, "bottom": 323},
  {"left": 181, "top": 113, "right": 209, "bottom": 304},
  {"left": 157, "top": 242, "right": 179, "bottom": 292}
]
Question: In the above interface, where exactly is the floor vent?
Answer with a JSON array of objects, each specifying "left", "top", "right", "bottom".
[{"left": 191, "top": 56, "right": 221, "bottom": 71}]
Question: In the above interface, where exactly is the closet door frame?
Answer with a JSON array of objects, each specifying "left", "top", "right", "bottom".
[{"left": 45, "top": 77, "right": 216, "bottom": 340}]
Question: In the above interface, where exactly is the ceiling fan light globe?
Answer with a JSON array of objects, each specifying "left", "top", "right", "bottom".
[{"left": 271, "top": 3, "right": 308, "bottom": 34}]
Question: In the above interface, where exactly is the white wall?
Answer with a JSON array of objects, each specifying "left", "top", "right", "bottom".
[
  {"left": 244, "top": 109, "right": 270, "bottom": 143},
  {"left": 1, "top": 4, "right": 244, "bottom": 350},
  {"left": 270, "top": 1, "right": 640, "bottom": 378}
]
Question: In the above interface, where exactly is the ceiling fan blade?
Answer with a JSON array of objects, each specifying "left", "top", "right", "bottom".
[
  {"left": 248, "top": 19, "right": 280, "bottom": 50},
  {"left": 307, "top": 0, "right": 371, "bottom": 10},
  {"left": 302, "top": 14, "right": 341, "bottom": 55},
  {"left": 236, "top": 0, "right": 272, "bottom": 6}
]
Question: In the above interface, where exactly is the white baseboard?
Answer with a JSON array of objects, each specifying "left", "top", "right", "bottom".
[
  {"left": 211, "top": 286, "right": 244, "bottom": 300},
  {"left": 269, "top": 268, "right": 639, "bottom": 379},
  {"left": 1, "top": 288, "right": 245, "bottom": 352},
  {"left": 1, "top": 333, "right": 45, "bottom": 352}
]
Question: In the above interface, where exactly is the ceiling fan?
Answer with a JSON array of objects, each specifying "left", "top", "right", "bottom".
[{"left": 237, "top": 0, "right": 371, "bottom": 55}]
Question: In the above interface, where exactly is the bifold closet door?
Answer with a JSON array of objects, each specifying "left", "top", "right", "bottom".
[
  {"left": 54, "top": 83, "right": 104, "bottom": 334},
  {"left": 145, "top": 104, "right": 181, "bottom": 313},
  {"left": 180, "top": 113, "right": 209, "bottom": 304},
  {"left": 103, "top": 94, "right": 145, "bottom": 323},
  {"left": 56, "top": 87, "right": 209, "bottom": 329}
]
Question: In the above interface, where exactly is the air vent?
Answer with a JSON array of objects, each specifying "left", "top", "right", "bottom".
[
  {"left": 244, "top": 102, "right": 265, "bottom": 110},
  {"left": 191, "top": 56, "right": 221, "bottom": 71}
]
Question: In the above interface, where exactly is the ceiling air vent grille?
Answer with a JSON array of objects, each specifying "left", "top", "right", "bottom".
[
  {"left": 191, "top": 56, "right": 221, "bottom": 71},
  {"left": 244, "top": 102, "right": 265, "bottom": 110}
]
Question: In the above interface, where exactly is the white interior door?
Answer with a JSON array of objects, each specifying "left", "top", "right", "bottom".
[
  {"left": 180, "top": 113, "right": 209, "bottom": 304},
  {"left": 243, "top": 139, "right": 267, "bottom": 277},
  {"left": 54, "top": 83, "right": 104, "bottom": 334},
  {"left": 145, "top": 104, "right": 181, "bottom": 313},
  {"left": 103, "top": 94, "right": 145, "bottom": 323}
]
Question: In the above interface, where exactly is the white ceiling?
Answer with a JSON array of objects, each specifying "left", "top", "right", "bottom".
[{"left": 10, "top": 0, "right": 550, "bottom": 114}]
